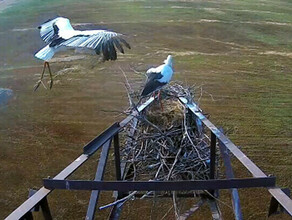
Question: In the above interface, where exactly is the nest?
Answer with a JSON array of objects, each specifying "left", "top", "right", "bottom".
[{"left": 120, "top": 83, "right": 213, "bottom": 183}]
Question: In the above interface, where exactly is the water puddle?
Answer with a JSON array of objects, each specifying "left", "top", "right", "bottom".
[{"left": 0, "top": 88, "right": 13, "bottom": 106}]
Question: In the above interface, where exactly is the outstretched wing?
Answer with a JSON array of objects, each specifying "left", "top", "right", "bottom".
[
  {"left": 58, "top": 30, "right": 131, "bottom": 61},
  {"left": 38, "top": 17, "right": 74, "bottom": 43}
]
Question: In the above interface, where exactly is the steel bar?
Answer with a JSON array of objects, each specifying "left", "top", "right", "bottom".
[
  {"left": 114, "top": 134, "right": 122, "bottom": 181},
  {"left": 109, "top": 118, "right": 139, "bottom": 220},
  {"left": 108, "top": 202, "right": 124, "bottom": 220},
  {"left": 39, "top": 198, "right": 53, "bottom": 220},
  {"left": 179, "top": 199, "right": 205, "bottom": 220},
  {"left": 119, "top": 97, "right": 154, "bottom": 127},
  {"left": 6, "top": 154, "right": 88, "bottom": 220},
  {"left": 268, "top": 188, "right": 292, "bottom": 216},
  {"left": 6, "top": 97, "right": 155, "bottom": 220},
  {"left": 43, "top": 177, "right": 275, "bottom": 191},
  {"left": 207, "top": 199, "right": 223, "bottom": 220},
  {"left": 178, "top": 97, "right": 292, "bottom": 216},
  {"left": 209, "top": 132, "right": 216, "bottom": 180},
  {"left": 21, "top": 212, "right": 33, "bottom": 220},
  {"left": 218, "top": 129, "right": 243, "bottom": 220},
  {"left": 83, "top": 123, "right": 119, "bottom": 156},
  {"left": 179, "top": 97, "right": 266, "bottom": 177},
  {"left": 86, "top": 139, "right": 112, "bottom": 220},
  {"left": 28, "top": 189, "right": 39, "bottom": 212}
]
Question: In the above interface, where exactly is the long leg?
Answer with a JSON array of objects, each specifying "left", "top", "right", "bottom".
[
  {"left": 34, "top": 62, "right": 48, "bottom": 91},
  {"left": 158, "top": 90, "right": 163, "bottom": 111},
  {"left": 46, "top": 62, "right": 53, "bottom": 89}
]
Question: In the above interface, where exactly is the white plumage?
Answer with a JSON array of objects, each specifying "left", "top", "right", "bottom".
[
  {"left": 141, "top": 55, "right": 174, "bottom": 96},
  {"left": 34, "top": 16, "right": 130, "bottom": 90},
  {"left": 35, "top": 17, "right": 130, "bottom": 61}
]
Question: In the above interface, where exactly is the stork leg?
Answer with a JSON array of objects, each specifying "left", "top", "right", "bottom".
[
  {"left": 46, "top": 62, "right": 53, "bottom": 89},
  {"left": 34, "top": 62, "right": 54, "bottom": 91},
  {"left": 158, "top": 91, "right": 164, "bottom": 111},
  {"left": 34, "top": 62, "right": 48, "bottom": 91}
]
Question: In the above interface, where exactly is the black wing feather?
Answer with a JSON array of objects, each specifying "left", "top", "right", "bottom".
[
  {"left": 141, "top": 72, "right": 164, "bottom": 96},
  {"left": 141, "top": 80, "right": 166, "bottom": 96}
]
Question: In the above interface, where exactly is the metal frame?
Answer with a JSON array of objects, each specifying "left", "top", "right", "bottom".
[
  {"left": 178, "top": 97, "right": 292, "bottom": 216},
  {"left": 5, "top": 95, "right": 292, "bottom": 220},
  {"left": 218, "top": 128, "right": 243, "bottom": 220}
]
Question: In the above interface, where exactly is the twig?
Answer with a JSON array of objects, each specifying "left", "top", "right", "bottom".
[{"left": 98, "top": 191, "right": 137, "bottom": 210}]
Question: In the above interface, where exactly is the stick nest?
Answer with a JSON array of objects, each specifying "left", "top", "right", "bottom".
[{"left": 120, "top": 83, "right": 213, "bottom": 183}]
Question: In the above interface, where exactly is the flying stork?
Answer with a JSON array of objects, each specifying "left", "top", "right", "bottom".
[{"left": 34, "top": 16, "right": 131, "bottom": 90}]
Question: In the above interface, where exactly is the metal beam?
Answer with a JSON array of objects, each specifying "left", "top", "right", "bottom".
[
  {"left": 218, "top": 129, "right": 243, "bottom": 220},
  {"left": 119, "top": 97, "right": 154, "bottom": 127},
  {"left": 43, "top": 177, "right": 275, "bottom": 191},
  {"left": 6, "top": 154, "right": 88, "bottom": 220},
  {"left": 113, "top": 134, "right": 122, "bottom": 181},
  {"left": 268, "top": 188, "right": 290, "bottom": 216},
  {"left": 109, "top": 118, "right": 139, "bottom": 220},
  {"left": 179, "top": 199, "right": 205, "bottom": 220},
  {"left": 83, "top": 123, "right": 118, "bottom": 155},
  {"left": 207, "top": 199, "right": 223, "bottom": 220},
  {"left": 179, "top": 97, "right": 292, "bottom": 216},
  {"left": 6, "top": 97, "right": 155, "bottom": 220},
  {"left": 179, "top": 97, "right": 266, "bottom": 177},
  {"left": 85, "top": 139, "right": 112, "bottom": 220},
  {"left": 209, "top": 132, "right": 216, "bottom": 180},
  {"left": 269, "top": 188, "right": 292, "bottom": 216}
]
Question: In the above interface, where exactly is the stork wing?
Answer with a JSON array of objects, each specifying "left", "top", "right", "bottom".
[
  {"left": 146, "top": 71, "right": 163, "bottom": 82},
  {"left": 146, "top": 64, "right": 164, "bottom": 81},
  {"left": 141, "top": 71, "right": 165, "bottom": 96},
  {"left": 38, "top": 17, "right": 74, "bottom": 43},
  {"left": 58, "top": 30, "right": 131, "bottom": 61}
]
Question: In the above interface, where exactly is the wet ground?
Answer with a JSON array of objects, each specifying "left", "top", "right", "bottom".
[{"left": 0, "top": 0, "right": 291, "bottom": 219}]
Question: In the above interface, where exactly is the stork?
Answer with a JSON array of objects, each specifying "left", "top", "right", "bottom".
[
  {"left": 34, "top": 16, "right": 130, "bottom": 90},
  {"left": 141, "top": 55, "right": 174, "bottom": 110}
]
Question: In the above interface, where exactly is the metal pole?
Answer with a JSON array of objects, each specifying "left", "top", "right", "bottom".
[
  {"left": 40, "top": 198, "right": 53, "bottom": 220},
  {"left": 114, "top": 134, "right": 122, "bottom": 181},
  {"left": 210, "top": 132, "right": 216, "bottom": 180},
  {"left": 218, "top": 128, "right": 243, "bottom": 220},
  {"left": 85, "top": 139, "right": 112, "bottom": 220}
]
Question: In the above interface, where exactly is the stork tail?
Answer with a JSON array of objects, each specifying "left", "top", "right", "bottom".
[{"left": 34, "top": 45, "right": 55, "bottom": 61}]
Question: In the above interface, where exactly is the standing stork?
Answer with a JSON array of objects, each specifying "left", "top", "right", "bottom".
[
  {"left": 34, "top": 16, "right": 131, "bottom": 90},
  {"left": 141, "top": 55, "right": 174, "bottom": 110}
]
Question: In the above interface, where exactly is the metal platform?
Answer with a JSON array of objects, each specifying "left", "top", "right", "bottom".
[{"left": 5, "top": 96, "right": 292, "bottom": 220}]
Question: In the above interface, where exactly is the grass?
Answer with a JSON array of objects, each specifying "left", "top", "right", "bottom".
[{"left": 0, "top": 0, "right": 291, "bottom": 219}]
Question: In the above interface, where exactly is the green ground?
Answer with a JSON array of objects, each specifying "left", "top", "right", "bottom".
[{"left": 0, "top": 0, "right": 291, "bottom": 219}]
